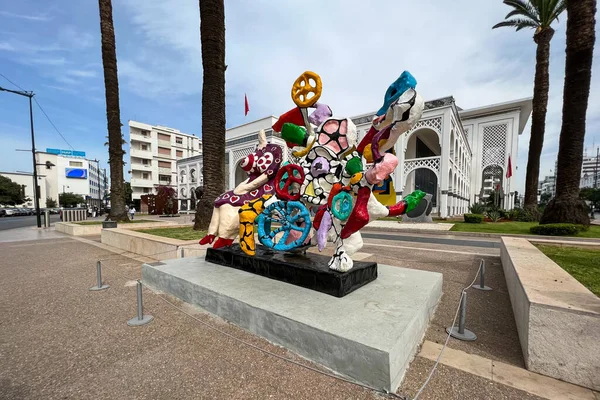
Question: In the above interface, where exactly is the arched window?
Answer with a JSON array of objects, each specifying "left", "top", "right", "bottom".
[
  {"left": 190, "top": 168, "right": 196, "bottom": 183},
  {"left": 180, "top": 170, "right": 187, "bottom": 184}
]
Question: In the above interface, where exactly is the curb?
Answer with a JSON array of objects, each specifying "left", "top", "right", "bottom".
[{"left": 362, "top": 225, "right": 600, "bottom": 243}]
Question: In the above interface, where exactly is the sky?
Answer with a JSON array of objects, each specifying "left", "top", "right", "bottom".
[{"left": 0, "top": 0, "right": 599, "bottom": 194}]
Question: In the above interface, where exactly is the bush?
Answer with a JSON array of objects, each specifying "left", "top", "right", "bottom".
[
  {"left": 513, "top": 207, "right": 542, "bottom": 222},
  {"left": 529, "top": 223, "right": 585, "bottom": 236},
  {"left": 486, "top": 210, "right": 501, "bottom": 222},
  {"left": 469, "top": 203, "right": 485, "bottom": 215},
  {"left": 497, "top": 209, "right": 509, "bottom": 219},
  {"left": 464, "top": 214, "right": 484, "bottom": 223},
  {"left": 506, "top": 209, "right": 520, "bottom": 221}
]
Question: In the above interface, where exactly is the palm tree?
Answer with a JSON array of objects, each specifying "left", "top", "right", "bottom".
[
  {"left": 541, "top": 0, "right": 596, "bottom": 225},
  {"left": 194, "top": 0, "right": 226, "bottom": 230},
  {"left": 98, "top": 0, "right": 128, "bottom": 221},
  {"left": 493, "top": 0, "right": 566, "bottom": 211}
]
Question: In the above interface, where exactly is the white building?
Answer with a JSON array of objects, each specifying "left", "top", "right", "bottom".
[
  {"left": 35, "top": 149, "right": 108, "bottom": 208},
  {"left": 177, "top": 96, "right": 532, "bottom": 217},
  {"left": 581, "top": 148, "right": 599, "bottom": 188},
  {"left": 128, "top": 120, "right": 202, "bottom": 201},
  {"left": 0, "top": 171, "right": 47, "bottom": 208}
]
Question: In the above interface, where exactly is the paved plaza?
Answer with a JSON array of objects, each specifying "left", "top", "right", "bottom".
[{"left": 3, "top": 223, "right": 596, "bottom": 399}]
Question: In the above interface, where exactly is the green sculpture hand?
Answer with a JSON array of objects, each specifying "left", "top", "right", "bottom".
[
  {"left": 403, "top": 190, "right": 426, "bottom": 212},
  {"left": 281, "top": 123, "right": 308, "bottom": 146}
]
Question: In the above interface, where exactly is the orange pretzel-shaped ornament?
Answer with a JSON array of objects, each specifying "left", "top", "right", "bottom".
[{"left": 291, "top": 71, "right": 322, "bottom": 108}]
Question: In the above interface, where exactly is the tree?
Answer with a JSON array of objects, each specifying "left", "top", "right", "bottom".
[
  {"left": 194, "top": 0, "right": 226, "bottom": 231},
  {"left": 541, "top": 0, "right": 596, "bottom": 225},
  {"left": 124, "top": 181, "right": 133, "bottom": 204},
  {"left": 59, "top": 192, "right": 85, "bottom": 208},
  {"left": 540, "top": 191, "right": 552, "bottom": 206},
  {"left": 46, "top": 197, "right": 57, "bottom": 208},
  {"left": 580, "top": 187, "right": 600, "bottom": 210},
  {"left": 0, "top": 176, "right": 29, "bottom": 205},
  {"left": 493, "top": 0, "right": 566, "bottom": 210},
  {"left": 156, "top": 185, "right": 177, "bottom": 215},
  {"left": 98, "top": 0, "right": 128, "bottom": 222}
]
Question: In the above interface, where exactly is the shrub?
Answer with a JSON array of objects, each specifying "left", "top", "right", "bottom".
[
  {"left": 529, "top": 223, "right": 584, "bottom": 236},
  {"left": 513, "top": 207, "right": 541, "bottom": 222},
  {"left": 464, "top": 213, "right": 484, "bottom": 223},
  {"left": 497, "top": 209, "right": 509, "bottom": 219},
  {"left": 469, "top": 203, "right": 485, "bottom": 215},
  {"left": 507, "top": 209, "right": 520, "bottom": 221},
  {"left": 486, "top": 210, "right": 501, "bottom": 222}
]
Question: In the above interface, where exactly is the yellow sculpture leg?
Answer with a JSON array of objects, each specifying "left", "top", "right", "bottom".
[{"left": 238, "top": 195, "right": 272, "bottom": 256}]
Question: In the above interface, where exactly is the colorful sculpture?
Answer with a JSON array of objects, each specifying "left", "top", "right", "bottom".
[
  {"left": 199, "top": 131, "right": 282, "bottom": 249},
  {"left": 201, "top": 70, "right": 427, "bottom": 272}
]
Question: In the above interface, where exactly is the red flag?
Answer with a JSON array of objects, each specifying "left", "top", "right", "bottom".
[
  {"left": 506, "top": 154, "right": 513, "bottom": 178},
  {"left": 244, "top": 93, "right": 249, "bottom": 116}
]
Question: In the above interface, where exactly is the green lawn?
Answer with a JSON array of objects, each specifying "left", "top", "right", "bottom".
[
  {"left": 535, "top": 245, "right": 600, "bottom": 297},
  {"left": 74, "top": 219, "right": 158, "bottom": 225},
  {"left": 448, "top": 221, "right": 600, "bottom": 238},
  {"left": 137, "top": 226, "right": 207, "bottom": 240}
]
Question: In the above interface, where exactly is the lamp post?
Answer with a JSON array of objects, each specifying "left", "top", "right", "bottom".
[{"left": 1, "top": 86, "right": 41, "bottom": 227}]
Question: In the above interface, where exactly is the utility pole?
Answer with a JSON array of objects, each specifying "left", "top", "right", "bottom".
[{"left": 1, "top": 86, "right": 41, "bottom": 227}]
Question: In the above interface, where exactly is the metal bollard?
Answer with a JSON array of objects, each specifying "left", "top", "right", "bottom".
[
  {"left": 180, "top": 247, "right": 184, "bottom": 258},
  {"left": 89, "top": 261, "right": 110, "bottom": 291},
  {"left": 472, "top": 259, "right": 492, "bottom": 291},
  {"left": 43, "top": 210, "right": 50, "bottom": 228},
  {"left": 127, "top": 281, "right": 153, "bottom": 326},
  {"left": 446, "top": 291, "right": 477, "bottom": 341}
]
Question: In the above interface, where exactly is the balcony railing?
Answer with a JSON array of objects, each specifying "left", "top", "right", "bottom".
[
  {"left": 131, "top": 163, "right": 152, "bottom": 171},
  {"left": 130, "top": 133, "right": 152, "bottom": 143},
  {"left": 130, "top": 178, "right": 154, "bottom": 188},
  {"left": 130, "top": 148, "right": 152, "bottom": 158}
]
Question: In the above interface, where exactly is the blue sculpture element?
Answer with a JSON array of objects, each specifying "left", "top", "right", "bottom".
[
  {"left": 257, "top": 200, "right": 312, "bottom": 251},
  {"left": 375, "top": 71, "right": 417, "bottom": 116},
  {"left": 331, "top": 192, "right": 352, "bottom": 221}
]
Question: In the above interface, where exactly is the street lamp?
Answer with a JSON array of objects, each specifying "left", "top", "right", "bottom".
[{"left": 1, "top": 86, "right": 42, "bottom": 227}]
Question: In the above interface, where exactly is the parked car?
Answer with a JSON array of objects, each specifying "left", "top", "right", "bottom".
[
  {"left": 0, "top": 208, "right": 6, "bottom": 217},
  {"left": 4, "top": 208, "right": 17, "bottom": 217}
]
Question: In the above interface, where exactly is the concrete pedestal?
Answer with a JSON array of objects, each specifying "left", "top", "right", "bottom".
[{"left": 142, "top": 257, "right": 442, "bottom": 392}]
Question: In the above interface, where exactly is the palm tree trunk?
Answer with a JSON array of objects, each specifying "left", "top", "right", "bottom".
[
  {"left": 524, "top": 28, "right": 554, "bottom": 210},
  {"left": 194, "top": 0, "right": 226, "bottom": 231},
  {"left": 98, "top": 0, "right": 128, "bottom": 222},
  {"left": 541, "top": 0, "right": 596, "bottom": 225}
]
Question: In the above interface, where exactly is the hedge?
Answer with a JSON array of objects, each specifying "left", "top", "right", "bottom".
[
  {"left": 464, "top": 214, "right": 484, "bottom": 224},
  {"left": 529, "top": 223, "right": 584, "bottom": 236}
]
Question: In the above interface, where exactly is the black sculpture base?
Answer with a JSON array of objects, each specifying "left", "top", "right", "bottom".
[{"left": 205, "top": 244, "right": 377, "bottom": 298}]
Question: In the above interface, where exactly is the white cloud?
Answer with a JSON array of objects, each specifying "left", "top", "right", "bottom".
[
  {"left": 67, "top": 69, "right": 97, "bottom": 78},
  {"left": 0, "top": 11, "right": 51, "bottom": 21}
]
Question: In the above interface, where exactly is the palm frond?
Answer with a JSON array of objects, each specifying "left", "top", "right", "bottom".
[
  {"left": 548, "top": 0, "right": 567, "bottom": 24},
  {"left": 504, "top": 0, "right": 540, "bottom": 22},
  {"left": 505, "top": 9, "right": 540, "bottom": 24},
  {"left": 493, "top": 18, "right": 538, "bottom": 31}
]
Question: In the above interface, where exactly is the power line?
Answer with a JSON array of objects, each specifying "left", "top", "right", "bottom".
[
  {"left": 1, "top": 72, "right": 75, "bottom": 150},
  {"left": 32, "top": 97, "right": 75, "bottom": 150},
  {"left": 0, "top": 72, "right": 26, "bottom": 91}
]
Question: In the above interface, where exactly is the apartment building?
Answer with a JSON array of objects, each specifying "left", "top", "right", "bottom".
[{"left": 128, "top": 120, "right": 201, "bottom": 201}]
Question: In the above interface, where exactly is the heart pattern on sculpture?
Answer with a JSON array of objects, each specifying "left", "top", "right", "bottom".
[
  {"left": 250, "top": 189, "right": 259, "bottom": 197},
  {"left": 230, "top": 195, "right": 240, "bottom": 203},
  {"left": 264, "top": 184, "right": 273, "bottom": 192}
]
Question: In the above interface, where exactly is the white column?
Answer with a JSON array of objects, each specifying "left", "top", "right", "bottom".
[{"left": 394, "top": 136, "right": 405, "bottom": 202}]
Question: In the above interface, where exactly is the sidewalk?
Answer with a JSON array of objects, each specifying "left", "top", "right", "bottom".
[{"left": 1, "top": 232, "right": 595, "bottom": 399}]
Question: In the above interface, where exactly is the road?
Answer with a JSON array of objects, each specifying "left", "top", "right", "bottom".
[{"left": 0, "top": 214, "right": 61, "bottom": 231}]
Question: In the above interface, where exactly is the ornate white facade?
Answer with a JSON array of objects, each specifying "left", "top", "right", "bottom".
[{"left": 177, "top": 97, "right": 532, "bottom": 217}]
